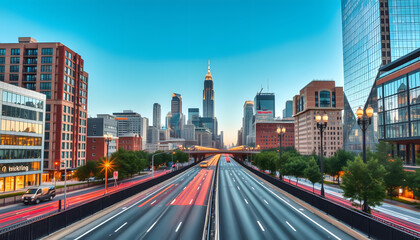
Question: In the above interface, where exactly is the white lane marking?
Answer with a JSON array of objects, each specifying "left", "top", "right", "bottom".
[
  {"left": 244, "top": 199, "right": 248, "bottom": 204},
  {"left": 286, "top": 221, "right": 296, "bottom": 231},
  {"left": 171, "top": 199, "right": 176, "bottom": 205},
  {"left": 251, "top": 187, "right": 255, "bottom": 190},
  {"left": 299, "top": 208, "right": 304, "bottom": 211},
  {"left": 183, "top": 187, "right": 186, "bottom": 190},
  {"left": 122, "top": 207, "right": 127, "bottom": 210},
  {"left": 114, "top": 222, "right": 127, "bottom": 232},
  {"left": 242, "top": 170, "right": 341, "bottom": 240},
  {"left": 233, "top": 178, "right": 236, "bottom": 182},
  {"left": 74, "top": 172, "right": 188, "bottom": 240},
  {"left": 150, "top": 200, "right": 156, "bottom": 205},
  {"left": 189, "top": 199, "right": 193, "bottom": 205},
  {"left": 197, "top": 187, "right": 200, "bottom": 190},
  {"left": 237, "top": 186, "right": 240, "bottom": 191},
  {"left": 264, "top": 200, "right": 268, "bottom": 205},
  {"left": 257, "top": 221, "right": 265, "bottom": 231},
  {"left": 147, "top": 221, "right": 158, "bottom": 232},
  {"left": 175, "top": 221, "right": 183, "bottom": 232}
]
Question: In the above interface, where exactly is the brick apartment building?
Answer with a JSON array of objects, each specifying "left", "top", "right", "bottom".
[
  {"left": 0, "top": 37, "right": 88, "bottom": 178},
  {"left": 293, "top": 80, "right": 344, "bottom": 156},
  {"left": 255, "top": 120, "right": 294, "bottom": 150},
  {"left": 119, "top": 134, "right": 142, "bottom": 151}
]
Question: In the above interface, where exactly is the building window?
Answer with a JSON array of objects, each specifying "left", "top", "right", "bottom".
[
  {"left": 42, "top": 48, "right": 53, "bottom": 55},
  {"left": 332, "top": 92, "right": 336, "bottom": 107},
  {"left": 40, "top": 82, "right": 51, "bottom": 90},
  {"left": 10, "top": 57, "right": 20, "bottom": 64},
  {"left": 0, "top": 57, "right": 4, "bottom": 64},
  {"left": 40, "top": 74, "right": 52, "bottom": 81},
  {"left": 41, "top": 57, "right": 52, "bottom": 64},
  {"left": 320, "top": 91, "right": 331, "bottom": 107},
  {"left": 0, "top": 49, "right": 5, "bottom": 55},
  {"left": 9, "top": 74, "right": 18, "bottom": 81},
  {"left": 40, "top": 91, "right": 50, "bottom": 99},
  {"left": 25, "top": 49, "right": 38, "bottom": 56},
  {"left": 41, "top": 65, "right": 52, "bottom": 72},
  {"left": 0, "top": 66, "right": 4, "bottom": 73},
  {"left": 10, "top": 65, "right": 19, "bottom": 72},
  {"left": 11, "top": 48, "right": 20, "bottom": 55},
  {"left": 0, "top": 74, "right": 3, "bottom": 81},
  {"left": 315, "top": 91, "right": 318, "bottom": 107}
]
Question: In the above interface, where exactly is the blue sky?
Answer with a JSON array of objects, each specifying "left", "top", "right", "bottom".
[{"left": 0, "top": 0, "right": 344, "bottom": 146}]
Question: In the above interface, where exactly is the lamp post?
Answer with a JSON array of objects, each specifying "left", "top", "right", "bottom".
[
  {"left": 356, "top": 105, "right": 374, "bottom": 212},
  {"left": 104, "top": 134, "right": 113, "bottom": 194},
  {"left": 63, "top": 159, "right": 67, "bottom": 209},
  {"left": 276, "top": 127, "right": 286, "bottom": 179},
  {"left": 315, "top": 113, "right": 328, "bottom": 197}
]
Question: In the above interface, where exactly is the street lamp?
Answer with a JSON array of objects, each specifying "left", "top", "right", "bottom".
[
  {"left": 315, "top": 113, "right": 328, "bottom": 197},
  {"left": 356, "top": 105, "right": 374, "bottom": 212},
  {"left": 104, "top": 134, "right": 113, "bottom": 194},
  {"left": 276, "top": 126, "right": 286, "bottom": 180}
]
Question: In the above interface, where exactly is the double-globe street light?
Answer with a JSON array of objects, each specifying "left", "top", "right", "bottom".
[
  {"left": 315, "top": 113, "right": 328, "bottom": 197},
  {"left": 276, "top": 126, "right": 286, "bottom": 179},
  {"left": 104, "top": 134, "right": 113, "bottom": 194},
  {"left": 356, "top": 105, "right": 374, "bottom": 212}
]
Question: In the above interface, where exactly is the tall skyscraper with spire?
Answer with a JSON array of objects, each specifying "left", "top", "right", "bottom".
[{"left": 203, "top": 61, "right": 215, "bottom": 118}]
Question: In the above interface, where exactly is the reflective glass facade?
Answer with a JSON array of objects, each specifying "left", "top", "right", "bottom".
[
  {"left": 254, "top": 93, "right": 275, "bottom": 118},
  {"left": 341, "top": 0, "right": 420, "bottom": 152}
]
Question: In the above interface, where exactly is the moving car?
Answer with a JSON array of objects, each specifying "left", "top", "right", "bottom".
[
  {"left": 226, "top": 158, "right": 231, "bottom": 163},
  {"left": 200, "top": 161, "right": 208, "bottom": 168},
  {"left": 22, "top": 185, "right": 56, "bottom": 205}
]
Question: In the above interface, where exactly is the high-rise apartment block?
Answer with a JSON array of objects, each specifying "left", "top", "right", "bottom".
[
  {"left": 113, "top": 110, "right": 147, "bottom": 149},
  {"left": 293, "top": 81, "right": 344, "bottom": 157},
  {"left": 242, "top": 101, "right": 254, "bottom": 145},
  {"left": 0, "top": 37, "right": 89, "bottom": 175},
  {"left": 87, "top": 114, "right": 118, "bottom": 161},
  {"left": 0, "top": 82, "right": 45, "bottom": 191},
  {"left": 341, "top": 0, "right": 420, "bottom": 152},
  {"left": 153, "top": 103, "right": 161, "bottom": 129}
]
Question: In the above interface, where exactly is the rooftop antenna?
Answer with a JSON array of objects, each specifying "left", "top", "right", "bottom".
[{"left": 267, "top": 79, "right": 270, "bottom": 92}]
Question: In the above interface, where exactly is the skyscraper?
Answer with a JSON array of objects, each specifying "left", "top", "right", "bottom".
[
  {"left": 188, "top": 108, "right": 200, "bottom": 125},
  {"left": 242, "top": 101, "right": 254, "bottom": 145},
  {"left": 282, "top": 100, "right": 293, "bottom": 118},
  {"left": 0, "top": 37, "right": 89, "bottom": 174},
  {"left": 203, "top": 61, "right": 214, "bottom": 118},
  {"left": 254, "top": 93, "right": 275, "bottom": 119},
  {"left": 171, "top": 93, "right": 182, "bottom": 114},
  {"left": 341, "top": 0, "right": 420, "bottom": 151},
  {"left": 153, "top": 103, "right": 161, "bottom": 129}
]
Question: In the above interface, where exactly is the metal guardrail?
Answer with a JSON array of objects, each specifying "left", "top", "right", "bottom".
[
  {"left": 0, "top": 164, "right": 197, "bottom": 240},
  {"left": 203, "top": 156, "right": 219, "bottom": 240},
  {"left": 238, "top": 161, "right": 419, "bottom": 240}
]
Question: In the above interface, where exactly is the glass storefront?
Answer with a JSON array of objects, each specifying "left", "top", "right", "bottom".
[{"left": 0, "top": 174, "right": 40, "bottom": 192}]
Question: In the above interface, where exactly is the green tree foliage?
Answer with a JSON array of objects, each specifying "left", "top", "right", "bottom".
[
  {"left": 325, "top": 149, "right": 354, "bottom": 185},
  {"left": 304, "top": 157, "right": 322, "bottom": 192},
  {"left": 74, "top": 160, "right": 99, "bottom": 180},
  {"left": 383, "top": 158, "right": 405, "bottom": 198},
  {"left": 253, "top": 151, "right": 279, "bottom": 174},
  {"left": 284, "top": 155, "right": 307, "bottom": 185},
  {"left": 173, "top": 150, "right": 189, "bottom": 163},
  {"left": 342, "top": 156, "right": 387, "bottom": 212},
  {"left": 405, "top": 170, "right": 420, "bottom": 199},
  {"left": 277, "top": 148, "right": 300, "bottom": 179}
]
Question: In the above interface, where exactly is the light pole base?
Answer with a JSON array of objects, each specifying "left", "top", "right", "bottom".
[{"left": 320, "top": 187, "right": 325, "bottom": 197}]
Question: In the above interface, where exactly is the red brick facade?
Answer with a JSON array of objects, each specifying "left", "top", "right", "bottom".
[
  {"left": 119, "top": 135, "right": 142, "bottom": 151},
  {"left": 256, "top": 121, "right": 295, "bottom": 150}
]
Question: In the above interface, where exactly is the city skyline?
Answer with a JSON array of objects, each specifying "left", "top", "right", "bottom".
[{"left": 0, "top": 0, "right": 344, "bottom": 146}]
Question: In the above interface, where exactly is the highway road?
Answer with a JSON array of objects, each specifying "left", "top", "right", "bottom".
[
  {"left": 0, "top": 170, "right": 170, "bottom": 229},
  {"left": 64, "top": 155, "right": 220, "bottom": 240},
  {"left": 218, "top": 155, "right": 355, "bottom": 240}
]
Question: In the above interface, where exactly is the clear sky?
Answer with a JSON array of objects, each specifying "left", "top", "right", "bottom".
[{"left": 0, "top": 0, "right": 344, "bottom": 147}]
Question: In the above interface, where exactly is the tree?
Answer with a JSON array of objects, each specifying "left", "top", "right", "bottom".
[
  {"left": 342, "top": 156, "right": 387, "bottom": 212},
  {"left": 253, "top": 151, "right": 278, "bottom": 174},
  {"left": 383, "top": 158, "right": 405, "bottom": 198},
  {"left": 74, "top": 160, "right": 99, "bottom": 180},
  {"left": 284, "top": 155, "right": 307, "bottom": 185},
  {"left": 325, "top": 150, "right": 354, "bottom": 185},
  {"left": 405, "top": 170, "right": 420, "bottom": 199},
  {"left": 277, "top": 148, "right": 300, "bottom": 179},
  {"left": 304, "top": 157, "right": 322, "bottom": 192}
]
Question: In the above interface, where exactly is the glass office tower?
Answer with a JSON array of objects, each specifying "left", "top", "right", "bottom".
[{"left": 341, "top": 0, "right": 420, "bottom": 152}]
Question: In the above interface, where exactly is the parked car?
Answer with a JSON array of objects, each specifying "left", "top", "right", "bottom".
[{"left": 22, "top": 186, "right": 56, "bottom": 205}]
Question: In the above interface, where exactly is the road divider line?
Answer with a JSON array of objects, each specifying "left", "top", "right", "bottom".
[
  {"left": 189, "top": 199, "right": 193, "bottom": 205},
  {"left": 264, "top": 200, "right": 268, "bottom": 205},
  {"left": 286, "top": 221, "right": 296, "bottom": 232},
  {"left": 257, "top": 221, "right": 265, "bottom": 232},
  {"left": 237, "top": 186, "right": 240, "bottom": 191},
  {"left": 150, "top": 200, "right": 156, "bottom": 205},
  {"left": 175, "top": 221, "right": 182, "bottom": 232},
  {"left": 242, "top": 169, "right": 341, "bottom": 240},
  {"left": 114, "top": 222, "right": 127, "bottom": 232},
  {"left": 244, "top": 199, "right": 248, "bottom": 204},
  {"left": 171, "top": 199, "right": 176, "bottom": 205},
  {"left": 147, "top": 221, "right": 158, "bottom": 232}
]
